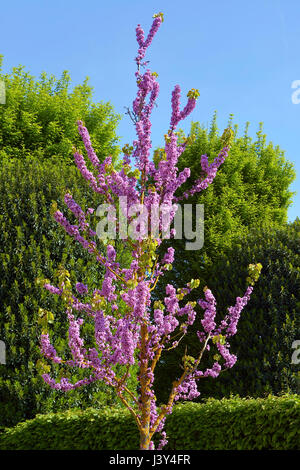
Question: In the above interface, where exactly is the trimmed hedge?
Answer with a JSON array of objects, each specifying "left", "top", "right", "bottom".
[
  {"left": 0, "top": 156, "right": 106, "bottom": 427},
  {"left": 1, "top": 395, "right": 299, "bottom": 450},
  {"left": 166, "top": 395, "right": 300, "bottom": 450},
  {"left": 0, "top": 156, "right": 136, "bottom": 428},
  {"left": 155, "top": 221, "right": 300, "bottom": 403},
  {"left": 0, "top": 407, "right": 139, "bottom": 451}
]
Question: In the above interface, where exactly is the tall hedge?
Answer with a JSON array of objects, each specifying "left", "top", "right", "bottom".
[
  {"left": 153, "top": 115, "right": 297, "bottom": 402},
  {"left": 0, "top": 156, "right": 136, "bottom": 428},
  {"left": 155, "top": 221, "right": 300, "bottom": 402},
  {"left": 157, "top": 116, "right": 295, "bottom": 282},
  {"left": 0, "top": 59, "right": 136, "bottom": 427}
]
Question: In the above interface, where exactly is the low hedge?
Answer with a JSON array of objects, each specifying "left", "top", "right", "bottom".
[
  {"left": 0, "top": 395, "right": 299, "bottom": 450},
  {"left": 0, "top": 406, "right": 139, "bottom": 450},
  {"left": 166, "top": 395, "right": 300, "bottom": 450}
]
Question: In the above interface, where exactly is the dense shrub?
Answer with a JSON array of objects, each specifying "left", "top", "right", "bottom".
[
  {"left": 0, "top": 156, "right": 136, "bottom": 428},
  {"left": 0, "top": 396, "right": 299, "bottom": 450},
  {"left": 155, "top": 221, "right": 300, "bottom": 402},
  {"left": 165, "top": 395, "right": 300, "bottom": 450},
  {"left": 0, "top": 58, "right": 139, "bottom": 428},
  {"left": 154, "top": 117, "right": 297, "bottom": 402},
  {"left": 158, "top": 116, "right": 295, "bottom": 277},
  {"left": 0, "top": 407, "right": 139, "bottom": 451}
]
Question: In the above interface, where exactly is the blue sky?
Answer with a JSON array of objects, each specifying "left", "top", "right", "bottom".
[{"left": 1, "top": 0, "right": 299, "bottom": 221}]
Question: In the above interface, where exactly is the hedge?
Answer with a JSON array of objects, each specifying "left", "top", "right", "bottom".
[
  {"left": 0, "top": 156, "right": 136, "bottom": 428},
  {"left": 165, "top": 395, "right": 300, "bottom": 450},
  {"left": 155, "top": 221, "right": 300, "bottom": 403},
  {"left": 1, "top": 395, "right": 299, "bottom": 450}
]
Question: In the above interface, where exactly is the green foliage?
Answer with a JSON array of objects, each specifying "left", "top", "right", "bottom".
[
  {"left": 0, "top": 157, "right": 136, "bottom": 428},
  {"left": 0, "top": 55, "right": 120, "bottom": 164},
  {"left": 155, "top": 221, "right": 300, "bottom": 402},
  {"left": 165, "top": 395, "right": 300, "bottom": 450},
  {"left": 0, "top": 407, "right": 139, "bottom": 450},
  {"left": 1, "top": 396, "right": 299, "bottom": 450},
  {"left": 154, "top": 114, "right": 297, "bottom": 402},
  {"left": 163, "top": 115, "right": 295, "bottom": 274},
  {"left": 194, "top": 220, "right": 300, "bottom": 399},
  {"left": 0, "top": 58, "right": 139, "bottom": 427}
]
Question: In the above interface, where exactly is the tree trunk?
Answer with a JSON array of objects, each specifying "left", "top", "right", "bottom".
[
  {"left": 139, "top": 428, "right": 151, "bottom": 450},
  {"left": 139, "top": 322, "right": 152, "bottom": 449}
]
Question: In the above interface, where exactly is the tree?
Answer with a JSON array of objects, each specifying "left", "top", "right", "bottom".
[
  {"left": 0, "top": 55, "right": 120, "bottom": 164},
  {"left": 37, "top": 13, "right": 261, "bottom": 450}
]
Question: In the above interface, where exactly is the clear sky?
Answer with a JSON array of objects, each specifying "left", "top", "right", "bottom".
[{"left": 1, "top": 0, "right": 299, "bottom": 221}]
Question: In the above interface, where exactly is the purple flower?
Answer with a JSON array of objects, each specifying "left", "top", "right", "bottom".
[{"left": 75, "top": 282, "right": 88, "bottom": 295}]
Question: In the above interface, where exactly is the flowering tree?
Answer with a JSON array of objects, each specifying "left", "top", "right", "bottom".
[{"left": 37, "top": 13, "right": 262, "bottom": 450}]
